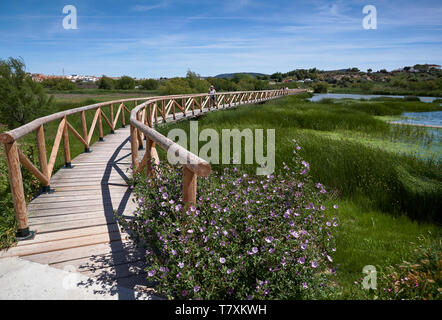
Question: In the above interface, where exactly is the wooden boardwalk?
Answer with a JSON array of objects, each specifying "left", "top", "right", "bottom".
[
  {"left": 0, "top": 89, "right": 304, "bottom": 298},
  {"left": 0, "top": 127, "right": 150, "bottom": 295},
  {"left": 0, "top": 102, "right": 233, "bottom": 295}
]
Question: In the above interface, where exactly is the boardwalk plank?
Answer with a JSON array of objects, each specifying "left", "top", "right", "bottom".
[{"left": 0, "top": 92, "right": 301, "bottom": 293}]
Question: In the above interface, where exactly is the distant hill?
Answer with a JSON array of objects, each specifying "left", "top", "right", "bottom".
[{"left": 213, "top": 72, "right": 267, "bottom": 79}]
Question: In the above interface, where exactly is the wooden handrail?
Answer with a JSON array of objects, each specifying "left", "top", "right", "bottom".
[
  {"left": 1, "top": 88, "right": 304, "bottom": 238},
  {"left": 0, "top": 97, "right": 152, "bottom": 144},
  {"left": 129, "top": 89, "right": 303, "bottom": 209},
  {"left": 0, "top": 96, "right": 154, "bottom": 238}
]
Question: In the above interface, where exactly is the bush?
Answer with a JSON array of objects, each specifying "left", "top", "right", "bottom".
[
  {"left": 160, "top": 78, "right": 194, "bottom": 95},
  {"left": 97, "top": 76, "right": 115, "bottom": 90},
  {"left": 0, "top": 57, "right": 54, "bottom": 129},
  {"left": 0, "top": 150, "right": 16, "bottom": 248},
  {"left": 116, "top": 76, "right": 135, "bottom": 90},
  {"left": 160, "top": 77, "right": 212, "bottom": 95},
  {"left": 41, "top": 78, "right": 76, "bottom": 91},
  {"left": 120, "top": 142, "right": 338, "bottom": 299},
  {"left": 312, "top": 82, "right": 328, "bottom": 93},
  {"left": 206, "top": 78, "right": 239, "bottom": 92},
  {"left": 139, "top": 79, "right": 159, "bottom": 90},
  {"left": 376, "top": 238, "right": 441, "bottom": 300}
]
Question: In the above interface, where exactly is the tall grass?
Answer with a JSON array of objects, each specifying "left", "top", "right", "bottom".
[{"left": 156, "top": 94, "right": 442, "bottom": 222}]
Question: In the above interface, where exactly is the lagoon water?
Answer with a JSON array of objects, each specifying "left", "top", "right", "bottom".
[
  {"left": 309, "top": 93, "right": 440, "bottom": 103},
  {"left": 309, "top": 93, "right": 442, "bottom": 128},
  {"left": 310, "top": 93, "right": 442, "bottom": 160},
  {"left": 397, "top": 111, "right": 442, "bottom": 128}
]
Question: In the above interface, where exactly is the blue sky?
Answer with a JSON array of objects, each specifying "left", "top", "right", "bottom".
[{"left": 0, "top": 0, "right": 441, "bottom": 78}]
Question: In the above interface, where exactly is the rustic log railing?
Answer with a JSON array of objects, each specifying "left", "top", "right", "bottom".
[
  {"left": 0, "top": 97, "right": 151, "bottom": 239},
  {"left": 0, "top": 88, "right": 302, "bottom": 239},
  {"left": 129, "top": 89, "right": 301, "bottom": 208}
]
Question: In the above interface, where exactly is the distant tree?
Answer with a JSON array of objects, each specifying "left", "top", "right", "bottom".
[
  {"left": 0, "top": 57, "right": 54, "bottom": 129},
  {"left": 349, "top": 67, "right": 360, "bottom": 73},
  {"left": 270, "top": 72, "right": 283, "bottom": 82},
  {"left": 97, "top": 76, "right": 115, "bottom": 90},
  {"left": 186, "top": 69, "right": 200, "bottom": 79},
  {"left": 367, "top": 68, "right": 372, "bottom": 74},
  {"left": 231, "top": 73, "right": 253, "bottom": 83},
  {"left": 413, "top": 64, "right": 425, "bottom": 72},
  {"left": 237, "top": 76, "right": 257, "bottom": 91},
  {"left": 41, "top": 78, "right": 76, "bottom": 90},
  {"left": 55, "top": 79, "right": 76, "bottom": 90},
  {"left": 116, "top": 76, "right": 135, "bottom": 90},
  {"left": 206, "top": 77, "right": 238, "bottom": 92},
  {"left": 312, "top": 81, "right": 328, "bottom": 93},
  {"left": 360, "top": 80, "right": 374, "bottom": 92},
  {"left": 160, "top": 78, "right": 193, "bottom": 95},
  {"left": 139, "top": 78, "right": 159, "bottom": 90}
]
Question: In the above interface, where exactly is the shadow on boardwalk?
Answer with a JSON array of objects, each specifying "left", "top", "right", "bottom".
[{"left": 74, "top": 137, "right": 158, "bottom": 299}]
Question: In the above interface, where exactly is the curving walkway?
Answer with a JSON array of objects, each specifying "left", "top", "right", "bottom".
[
  {"left": 0, "top": 89, "right": 305, "bottom": 298},
  {"left": 0, "top": 126, "right": 151, "bottom": 297}
]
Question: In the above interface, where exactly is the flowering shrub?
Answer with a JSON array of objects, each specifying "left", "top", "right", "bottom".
[
  {"left": 376, "top": 239, "right": 441, "bottom": 300},
  {"left": 120, "top": 141, "right": 339, "bottom": 299}
]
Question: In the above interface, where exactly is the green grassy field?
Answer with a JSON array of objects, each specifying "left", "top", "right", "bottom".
[{"left": 152, "top": 93, "right": 441, "bottom": 298}]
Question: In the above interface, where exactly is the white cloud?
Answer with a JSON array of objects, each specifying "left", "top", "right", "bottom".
[{"left": 131, "top": 1, "right": 167, "bottom": 12}]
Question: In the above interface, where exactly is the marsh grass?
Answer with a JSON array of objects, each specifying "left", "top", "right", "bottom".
[
  {"left": 156, "top": 94, "right": 441, "bottom": 222},
  {"left": 152, "top": 94, "right": 442, "bottom": 298}
]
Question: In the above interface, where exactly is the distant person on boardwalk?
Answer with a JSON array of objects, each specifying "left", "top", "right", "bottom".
[{"left": 208, "top": 85, "right": 217, "bottom": 108}]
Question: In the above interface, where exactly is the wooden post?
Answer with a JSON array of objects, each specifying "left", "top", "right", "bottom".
[
  {"left": 161, "top": 100, "right": 165, "bottom": 120},
  {"left": 36, "top": 125, "right": 49, "bottom": 186},
  {"left": 62, "top": 117, "right": 72, "bottom": 168},
  {"left": 110, "top": 104, "right": 115, "bottom": 133},
  {"left": 122, "top": 105, "right": 126, "bottom": 128},
  {"left": 148, "top": 104, "right": 153, "bottom": 128},
  {"left": 146, "top": 138, "right": 160, "bottom": 177},
  {"left": 137, "top": 112, "right": 143, "bottom": 150},
  {"left": 98, "top": 108, "right": 104, "bottom": 141},
  {"left": 143, "top": 108, "right": 148, "bottom": 140},
  {"left": 4, "top": 141, "right": 30, "bottom": 238},
  {"left": 182, "top": 166, "right": 197, "bottom": 210},
  {"left": 81, "top": 111, "right": 90, "bottom": 152},
  {"left": 130, "top": 124, "right": 139, "bottom": 171}
]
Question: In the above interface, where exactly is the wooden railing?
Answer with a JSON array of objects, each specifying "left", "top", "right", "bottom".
[
  {"left": 0, "top": 88, "right": 303, "bottom": 239},
  {"left": 0, "top": 97, "right": 152, "bottom": 238},
  {"left": 129, "top": 89, "right": 303, "bottom": 208}
]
